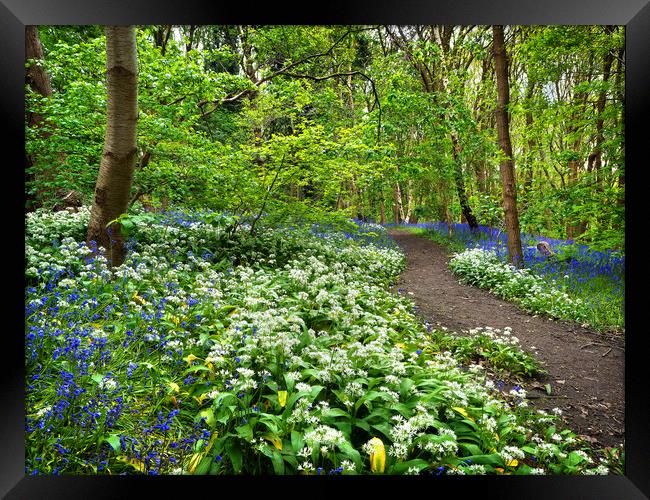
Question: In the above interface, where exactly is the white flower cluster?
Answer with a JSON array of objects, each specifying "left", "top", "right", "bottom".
[
  {"left": 303, "top": 425, "right": 347, "bottom": 450},
  {"left": 25, "top": 209, "right": 608, "bottom": 475},
  {"left": 468, "top": 326, "right": 520, "bottom": 346},
  {"left": 449, "top": 248, "right": 590, "bottom": 322}
]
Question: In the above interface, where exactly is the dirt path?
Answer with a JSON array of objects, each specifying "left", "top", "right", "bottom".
[{"left": 389, "top": 229, "right": 625, "bottom": 449}]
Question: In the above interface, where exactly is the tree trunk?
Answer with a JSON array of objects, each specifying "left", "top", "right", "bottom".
[
  {"left": 391, "top": 25, "right": 479, "bottom": 229},
  {"left": 347, "top": 54, "right": 355, "bottom": 122},
  {"left": 186, "top": 25, "right": 196, "bottom": 53},
  {"left": 451, "top": 133, "right": 479, "bottom": 229},
  {"left": 565, "top": 60, "right": 592, "bottom": 240},
  {"left": 350, "top": 177, "right": 364, "bottom": 220},
  {"left": 25, "top": 25, "right": 54, "bottom": 209},
  {"left": 493, "top": 25, "right": 523, "bottom": 267},
  {"left": 394, "top": 181, "right": 405, "bottom": 223},
  {"left": 392, "top": 195, "right": 399, "bottom": 224},
  {"left": 405, "top": 179, "right": 414, "bottom": 223},
  {"left": 239, "top": 26, "right": 258, "bottom": 84},
  {"left": 445, "top": 203, "right": 454, "bottom": 236},
  {"left": 379, "top": 197, "right": 387, "bottom": 225},
  {"left": 615, "top": 44, "right": 625, "bottom": 207},
  {"left": 473, "top": 56, "right": 491, "bottom": 195},
  {"left": 336, "top": 190, "right": 344, "bottom": 210},
  {"left": 590, "top": 26, "right": 615, "bottom": 190},
  {"left": 523, "top": 79, "right": 536, "bottom": 195},
  {"left": 473, "top": 162, "right": 487, "bottom": 194},
  {"left": 154, "top": 25, "right": 172, "bottom": 56},
  {"left": 566, "top": 151, "right": 586, "bottom": 239},
  {"left": 25, "top": 26, "right": 53, "bottom": 120},
  {"left": 431, "top": 26, "right": 479, "bottom": 230},
  {"left": 87, "top": 26, "right": 139, "bottom": 267}
]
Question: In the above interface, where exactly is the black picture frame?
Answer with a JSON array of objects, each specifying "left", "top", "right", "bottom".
[{"left": 2, "top": 1, "right": 648, "bottom": 497}]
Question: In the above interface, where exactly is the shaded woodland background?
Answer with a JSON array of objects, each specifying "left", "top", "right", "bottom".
[{"left": 26, "top": 25, "right": 624, "bottom": 253}]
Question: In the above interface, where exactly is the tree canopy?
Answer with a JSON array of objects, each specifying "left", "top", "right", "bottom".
[{"left": 26, "top": 24, "right": 624, "bottom": 250}]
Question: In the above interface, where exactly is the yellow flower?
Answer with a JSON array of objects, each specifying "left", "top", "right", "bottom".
[
  {"left": 277, "top": 390, "right": 288, "bottom": 408},
  {"left": 132, "top": 292, "right": 146, "bottom": 305},
  {"left": 263, "top": 435, "right": 283, "bottom": 450},
  {"left": 367, "top": 437, "right": 386, "bottom": 473},
  {"left": 183, "top": 354, "right": 200, "bottom": 365},
  {"left": 451, "top": 407, "right": 476, "bottom": 423}
]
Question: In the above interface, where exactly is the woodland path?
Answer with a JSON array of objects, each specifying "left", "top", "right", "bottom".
[{"left": 388, "top": 229, "right": 625, "bottom": 449}]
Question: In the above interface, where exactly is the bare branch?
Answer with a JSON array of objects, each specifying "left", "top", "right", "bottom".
[{"left": 250, "top": 153, "right": 285, "bottom": 235}]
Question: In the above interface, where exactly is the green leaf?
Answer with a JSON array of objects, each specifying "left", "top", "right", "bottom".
[
  {"left": 184, "top": 365, "right": 212, "bottom": 374},
  {"left": 291, "top": 431, "right": 304, "bottom": 454},
  {"left": 390, "top": 402, "right": 414, "bottom": 417},
  {"left": 281, "top": 452, "right": 298, "bottom": 469},
  {"left": 338, "top": 442, "right": 362, "bottom": 468},
  {"left": 398, "top": 378, "right": 415, "bottom": 398},
  {"left": 458, "top": 443, "right": 484, "bottom": 456},
  {"left": 102, "top": 434, "right": 121, "bottom": 453},
  {"left": 370, "top": 423, "right": 393, "bottom": 440},
  {"left": 460, "top": 453, "right": 504, "bottom": 467},
  {"left": 225, "top": 440, "right": 243, "bottom": 474},
  {"left": 194, "top": 455, "right": 212, "bottom": 475},
  {"left": 323, "top": 408, "right": 350, "bottom": 419},
  {"left": 271, "top": 449, "right": 285, "bottom": 474},
  {"left": 389, "top": 459, "right": 430, "bottom": 474},
  {"left": 331, "top": 420, "right": 352, "bottom": 436},
  {"left": 196, "top": 408, "right": 216, "bottom": 428},
  {"left": 284, "top": 391, "right": 309, "bottom": 412},
  {"left": 566, "top": 450, "right": 586, "bottom": 467},
  {"left": 352, "top": 418, "right": 371, "bottom": 432},
  {"left": 119, "top": 219, "right": 135, "bottom": 236}
]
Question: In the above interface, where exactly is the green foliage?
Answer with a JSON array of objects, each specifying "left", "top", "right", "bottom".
[
  {"left": 450, "top": 249, "right": 591, "bottom": 322},
  {"left": 27, "top": 25, "right": 624, "bottom": 254},
  {"left": 428, "top": 326, "right": 544, "bottom": 378},
  {"left": 449, "top": 248, "right": 623, "bottom": 332},
  {"left": 26, "top": 208, "right": 614, "bottom": 475},
  {"left": 24, "top": 24, "right": 625, "bottom": 478}
]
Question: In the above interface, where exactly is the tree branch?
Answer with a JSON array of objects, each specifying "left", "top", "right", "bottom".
[{"left": 249, "top": 153, "right": 285, "bottom": 235}]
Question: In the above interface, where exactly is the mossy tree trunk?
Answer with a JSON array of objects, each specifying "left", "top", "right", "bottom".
[{"left": 25, "top": 25, "right": 54, "bottom": 210}]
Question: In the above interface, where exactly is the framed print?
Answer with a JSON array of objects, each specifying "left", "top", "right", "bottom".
[{"left": 2, "top": 0, "right": 648, "bottom": 498}]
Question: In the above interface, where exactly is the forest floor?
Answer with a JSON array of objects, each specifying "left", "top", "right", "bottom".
[{"left": 388, "top": 228, "right": 625, "bottom": 450}]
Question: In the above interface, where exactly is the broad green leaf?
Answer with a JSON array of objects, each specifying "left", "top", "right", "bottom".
[
  {"left": 225, "top": 440, "right": 243, "bottom": 474},
  {"left": 102, "top": 434, "right": 121, "bottom": 453}
]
